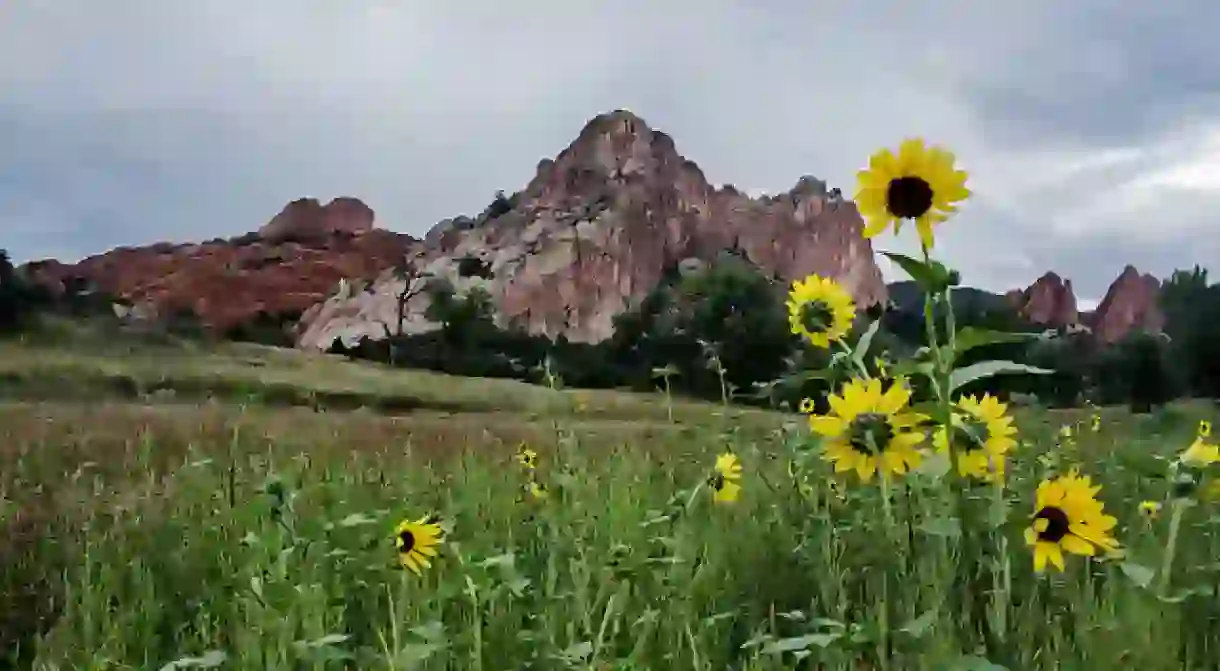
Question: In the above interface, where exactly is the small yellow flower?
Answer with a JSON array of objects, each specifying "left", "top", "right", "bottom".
[
  {"left": 853, "top": 138, "right": 971, "bottom": 250},
  {"left": 786, "top": 274, "right": 856, "bottom": 348},
  {"left": 394, "top": 515, "right": 445, "bottom": 575},
  {"left": 1138, "top": 500, "right": 1161, "bottom": 520},
  {"left": 714, "top": 452, "right": 743, "bottom": 482},
  {"left": 527, "top": 481, "right": 549, "bottom": 500},
  {"left": 1181, "top": 437, "right": 1220, "bottom": 468},
  {"left": 810, "top": 377, "right": 927, "bottom": 483},
  {"left": 798, "top": 398, "right": 816, "bottom": 414},
  {"left": 710, "top": 475, "right": 741, "bottom": 504},
  {"left": 1199, "top": 420, "right": 1213, "bottom": 439},
  {"left": 1025, "top": 471, "right": 1120, "bottom": 573},
  {"left": 516, "top": 444, "right": 539, "bottom": 469}
]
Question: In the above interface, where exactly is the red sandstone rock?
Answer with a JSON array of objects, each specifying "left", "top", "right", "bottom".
[
  {"left": 27, "top": 199, "right": 418, "bottom": 334},
  {"left": 297, "top": 110, "right": 889, "bottom": 349},
  {"left": 1088, "top": 265, "right": 1165, "bottom": 344},
  {"left": 258, "top": 197, "right": 376, "bottom": 242},
  {"left": 1005, "top": 271, "right": 1080, "bottom": 328}
]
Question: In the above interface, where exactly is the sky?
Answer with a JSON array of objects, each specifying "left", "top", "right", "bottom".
[{"left": 2, "top": 2, "right": 1219, "bottom": 306}]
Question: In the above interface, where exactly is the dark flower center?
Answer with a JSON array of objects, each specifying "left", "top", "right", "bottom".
[
  {"left": 886, "top": 176, "right": 934, "bottom": 219},
  {"left": 952, "top": 418, "right": 990, "bottom": 453},
  {"left": 1034, "top": 506, "right": 1070, "bottom": 543},
  {"left": 800, "top": 300, "right": 834, "bottom": 333},
  {"left": 398, "top": 530, "right": 416, "bottom": 554},
  {"left": 848, "top": 413, "right": 895, "bottom": 455},
  {"left": 708, "top": 473, "right": 727, "bottom": 491}
]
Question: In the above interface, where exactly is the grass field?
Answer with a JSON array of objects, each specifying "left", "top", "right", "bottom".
[{"left": 4, "top": 337, "right": 1220, "bottom": 669}]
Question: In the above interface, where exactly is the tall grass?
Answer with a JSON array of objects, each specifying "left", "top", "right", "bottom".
[{"left": 3, "top": 400, "right": 1220, "bottom": 669}]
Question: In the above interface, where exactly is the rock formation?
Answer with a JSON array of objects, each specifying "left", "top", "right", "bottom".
[
  {"left": 1087, "top": 265, "right": 1165, "bottom": 344},
  {"left": 1004, "top": 271, "right": 1079, "bottom": 328},
  {"left": 27, "top": 198, "right": 419, "bottom": 333},
  {"left": 297, "top": 110, "right": 888, "bottom": 350}
]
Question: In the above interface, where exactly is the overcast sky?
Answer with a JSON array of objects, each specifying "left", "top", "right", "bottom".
[{"left": 3, "top": 2, "right": 1219, "bottom": 306}]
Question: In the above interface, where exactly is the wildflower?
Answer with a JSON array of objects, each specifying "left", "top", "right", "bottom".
[
  {"left": 527, "top": 481, "right": 549, "bottom": 500},
  {"left": 932, "top": 393, "right": 1018, "bottom": 482},
  {"left": 1139, "top": 500, "right": 1161, "bottom": 520},
  {"left": 708, "top": 451, "right": 743, "bottom": 504},
  {"left": 810, "top": 377, "right": 927, "bottom": 483},
  {"left": 516, "top": 444, "right": 539, "bottom": 469},
  {"left": 786, "top": 274, "right": 856, "bottom": 349},
  {"left": 798, "top": 397, "right": 816, "bottom": 414},
  {"left": 394, "top": 515, "right": 445, "bottom": 575},
  {"left": 1181, "top": 437, "right": 1220, "bottom": 468},
  {"left": 853, "top": 138, "right": 970, "bottom": 250},
  {"left": 1025, "top": 471, "right": 1120, "bottom": 573},
  {"left": 1199, "top": 420, "right": 1213, "bottom": 439},
  {"left": 709, "top": 474, "right": 742, "bottom": 504}
]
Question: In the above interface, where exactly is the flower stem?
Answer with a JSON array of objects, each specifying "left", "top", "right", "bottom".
[{"left": 1158, "top": 498, "right": 1187, "bottom": 598}]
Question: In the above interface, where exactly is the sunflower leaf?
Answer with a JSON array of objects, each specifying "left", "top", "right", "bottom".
[
  {"left": 761, "top": 633, "right": 842, "bottom": 653},
  {"left": 949, "top": 360, "right": 1053, "bottom": 394},
  {"left": 1118, "top": 561, "right": 1156, "bottom": 589},
  {"left": 953, "top": 327, "right": 1041, "bottom": 357},
  {"left": 916, "top": 516, "right": 961, "bottom": 538},
  {"left": 851, "top": 319, "right": 882, "bottom": 369},
  {"left": 946, "top": 656, "right": 1009, "bottom": 671},
  {"left": 881, "top": 252, "right": 952, "bottom": 293}
]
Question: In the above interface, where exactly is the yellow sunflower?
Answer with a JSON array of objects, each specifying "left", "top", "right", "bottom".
[
  {"left": 786, "top": 274, "right": 856, "bottom": 348},
  {"left": 1199, "top": 420, "right": 1213, "bottom": 439},
  {"left": 932, "top": 393, "right": 1018, "bottom": 482},
  {"left": 1024, "top": 471, "right": 1120, "bottom": 573},
  {"left": 809, "top": 377, "right": 927, "bottom": 483},
  {"left": 798, "top": 397, "right": 816, "bottom": 414},
  {"left": 709, "top": 475, "right": 742, "bottom": 504},
  {"left": 1181, "top": 437, "right": 1220, "bottom": 468},
  {"left": 394, "top": 515, "right": 445, "bottom": 575},
  {"left": 853, "top": 138, "right": 970, "bottom": 250},
  {"left": 1138, "top": 500, "right": 1161, "bottom": 520},
  {"left": 516, "top": 444, "right": 539, "bottom": 469},
  {"left": 527, "top": 481, "right": 549, "bottom": 500},
  {"left": 714, "top": 452, "right": 743, "bottom": 481}
]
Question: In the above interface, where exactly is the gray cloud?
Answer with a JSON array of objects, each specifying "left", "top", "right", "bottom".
[{"left": 1, "top": 0, "right": 1218, "bottom": 304}]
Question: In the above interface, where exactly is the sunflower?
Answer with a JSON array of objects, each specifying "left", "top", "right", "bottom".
[
  {"left": 394, "top": 515, "right": 445, "bottom": 575},
  {"left": 714, "top": 452, "right": 743, "bottom": 482},
  {"left": 798, "top": 397, "right": 816, "bottom": 414},
  {"left": 1138, "top": 500, "right": 1161, "bottom": 520},
  {"left": 1024, "top": 471, "right": 1120, "bottom": 573},
  {"left": 516, "top": 444, "right": 539, "bottom": 469},
  {"left": 709, "top": 474, "right": 742, "bottom": 504},
  {"left": 786, "top": 274, "right": 856, "bottom": 348},
  {"left": 809, "top": 377, "right": 927, "bottom": 483},
  {"left": 853, "top": 138, "right": 970, "bottom": 250},
  {"left": 1200, "top": 420, "right": 1213, "bottom": 439},
  {"left": 932, "top": 393, "right": 1018, "bottom": 482},
  {"left": 1181, "top": 437, "right": 1220, "bottom": 468},
  {"left": 527, "top": 481, "right": 549, "bottom": 500}
]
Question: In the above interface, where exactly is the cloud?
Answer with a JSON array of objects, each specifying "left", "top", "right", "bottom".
[{"left": 1, "top": 0, "right": 1217, "bottom": 303}]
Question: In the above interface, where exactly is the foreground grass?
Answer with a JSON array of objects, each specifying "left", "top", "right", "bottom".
[{"left": 4, "top": 388, "right": 1220, "bottom": 669}]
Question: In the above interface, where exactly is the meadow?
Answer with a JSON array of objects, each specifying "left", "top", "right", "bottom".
[
  {"left": 7, "top": 138, "right": 1220, "bottom": 670},
  {"left": 1, "top": 334, "right": 1219, "bottom": 670}
]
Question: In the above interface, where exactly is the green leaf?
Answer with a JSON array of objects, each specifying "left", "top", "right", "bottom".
[
  {"left": 882, "top": 252, "right": 952, "bottom": 293},
  {"left": 949, "top": 360, "right": 1053, "bottom": 393},
  {"left": 943, "top": 656, "right": 1009, "bottom": 671},
  {"left": 852, "top": 319, "right": 882, "bottom": 369},
  {"left": 953, "top": 327, "right": 1041, "bottom": 357},
  {"left": 917, "top": 516, "right": 962, "bottom": 538},
  {"left": 900, "top": 608, "right": 939, "bottom": 638},
  {"left": 761, "top": 633, "right": 842, "bottom": 653},
  {"left": 1119, "top": 561, "right": 1156, "bottom": 589}
]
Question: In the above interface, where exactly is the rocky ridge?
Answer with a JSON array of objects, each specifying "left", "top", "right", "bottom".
[
  {"left": 297, "top": 110, "right": 888, "bottom": 349},
  {"left": 26, "top": 198, "right": 419, "bottom": 333},
  {"left": 1005, "top": 265, "right": 1164, "bottom": 342}
]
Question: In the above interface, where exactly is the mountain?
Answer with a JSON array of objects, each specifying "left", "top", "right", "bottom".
[{"left": 297, "top": 109, "right": 887, "bottom": 349}]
